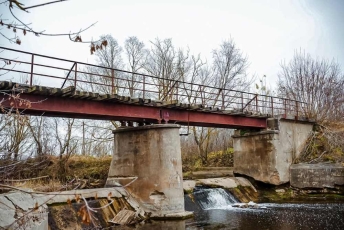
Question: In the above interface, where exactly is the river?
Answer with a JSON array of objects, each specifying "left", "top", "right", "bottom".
[
  {"left": 112, "top": 187, "right": 344, "bottom": 230},
  {"left": 184, "top": 187, "right": 344, "bottom": 230}
]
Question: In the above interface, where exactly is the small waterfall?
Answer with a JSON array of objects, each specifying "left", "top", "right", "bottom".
[{"left": 193, "top": 187, "right": 238, "bottom": 210}]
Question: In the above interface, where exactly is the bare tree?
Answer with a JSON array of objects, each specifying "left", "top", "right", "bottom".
[
  {"left": 75, "top": 36, "right": 125, "bottom": 152},
  {"left": 124, "top": 36, "right": 147, "bottom": 97},
  {"left": 52, "top": 118, "right": 78, "bottom": 179},
  {"left": 144, "top": 38, "right": 189, "bottom": 100},
  {"left": 79, "top": 35, "right": 123, "bottom": 94},
  {"left": 0, "top": 113, "right": 31, "bottom": 160},
  {"left": 53, "top": 118, "right": 77, "bottom": 158},
  {"left": 78, "top": 119, "right": 114, "bottom": 156},
  {"left": 26, "top": 116, "right": 54, "bottom": 157},
  {"left": 212, "top": 38, "right": 250, "bottom": 109},
  {"left": 278, "top": 50, "right": 344, "bottom": 122},
  {"left": 189, "top": 39, "right": 250, "bottom": 165},
  {"left": 191, "top": 127, "right": 215, "bottom": 164}
]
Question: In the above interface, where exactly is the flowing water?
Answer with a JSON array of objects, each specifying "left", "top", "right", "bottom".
[
  {"left": 112, "top": 187, "right": 344, "bottom": 230},
  {"left": 192, "top": 187, "right": 238, "bottom": 210},
  {"left": 184, "top": 187, "right": 344, "bottom": 230}
]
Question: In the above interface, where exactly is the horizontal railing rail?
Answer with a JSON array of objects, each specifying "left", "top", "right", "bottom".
[{"left": 0, "top": 46, "right": 307, "bottom": 119}]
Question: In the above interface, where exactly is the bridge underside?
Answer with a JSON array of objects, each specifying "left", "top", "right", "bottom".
[{"left": 0, "top": 84, "right": 267, "bottom": 129}]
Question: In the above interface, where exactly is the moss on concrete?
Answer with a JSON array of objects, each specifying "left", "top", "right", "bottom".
[{"left": 228, "top": 185, "right": 258, "bottom": 203}]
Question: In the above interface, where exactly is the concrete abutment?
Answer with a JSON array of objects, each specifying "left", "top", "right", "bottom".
[{"left": 106, "top": 124, "right": 192, "bottom": 219}]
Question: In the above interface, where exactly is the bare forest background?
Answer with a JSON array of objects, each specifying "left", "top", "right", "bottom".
[
  {"left": 1, "top": 0, "right": 343, "bottom": 176},
  {"left": 1, "top": 1, "right": 343, "bottom": 229},
  {"left": 1, "top": 33, "right": 344, "bottom": 174}
]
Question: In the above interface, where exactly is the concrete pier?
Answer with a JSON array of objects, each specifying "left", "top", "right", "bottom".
[
  {"left": 106, "top": 124, "right": 192, "bottom": 219},
  {"left": 233, "top": 118, "right": 314, "bottom": 185}
]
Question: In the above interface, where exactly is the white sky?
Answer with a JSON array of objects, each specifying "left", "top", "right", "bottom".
[{"left": 1, "top": 0, "right": 343, "bottom": 89}]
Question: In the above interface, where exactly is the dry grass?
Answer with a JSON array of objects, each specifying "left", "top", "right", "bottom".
[
  {"left": 1, "top": 155, "right": 112, "bottom": 192},
  {"left": 297, "top": 122, "right": 344, "bottom": 163},
  {"left": 182, "top": 148, "right": 234, "bottom": 172},
  {"left": 8, "top": 179, "right": 64, "bottom": 192}
]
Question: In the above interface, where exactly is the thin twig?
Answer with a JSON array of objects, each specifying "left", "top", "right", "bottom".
[
  {"left": 2, "top": 175, "right": 49, "bottom": 182},
  {"left": 23, "top": 0, "right": 68, "bottom": 11},
  {"left": 308, "top": 151, "right": 327, "bottom": 163}
]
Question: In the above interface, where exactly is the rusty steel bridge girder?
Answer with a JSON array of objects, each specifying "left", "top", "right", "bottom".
[
  {"left": 0, "top": 93, "right": 267, "bottom": 129},
  {"left": 0, "top": 46, "right": 307, "bottom": 128},
  {"left": 0, "top": 46, "right": 306, "bottom": 121}
]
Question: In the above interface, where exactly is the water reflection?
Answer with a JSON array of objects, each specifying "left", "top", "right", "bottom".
[
  {"left": 109, "top": 188, "right": 344, "bottom": 230},
  {"left": 185, "top": 201, "right": 344, "bottom": 230},
  {"left": 109, "top": 202, "right": 344, "bottom": 230}
]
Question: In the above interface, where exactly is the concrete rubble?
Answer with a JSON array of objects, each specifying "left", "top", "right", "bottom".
[
  {"left": 0, "top": 187, "right": 145, "bottom": 230},
  {"left": 0, "top": 191, "right": 48, "bottom": 230}
]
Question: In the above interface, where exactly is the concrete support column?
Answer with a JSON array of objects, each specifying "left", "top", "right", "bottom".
[
  {"left": 233, "top": 118, "right": 314, "bottom": 185},
  {"left": 106, "top": 124, "right": 192, "bottom": 219}
]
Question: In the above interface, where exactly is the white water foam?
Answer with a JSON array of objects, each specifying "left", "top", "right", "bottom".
[{"left": 193, "top": 188, "right": 238, "bottom": 210}]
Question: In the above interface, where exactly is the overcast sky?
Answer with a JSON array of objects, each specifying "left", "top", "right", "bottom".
[{"left": 1, "top": 0, "right": 343, "bottom": 89}]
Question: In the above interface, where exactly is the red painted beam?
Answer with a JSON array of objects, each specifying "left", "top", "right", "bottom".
[
  {"left": 161, "top": 108, "right": 266, "bottom": 128},
  {"left": 0, "top": 93, "right": 267, "bottom": 129}
]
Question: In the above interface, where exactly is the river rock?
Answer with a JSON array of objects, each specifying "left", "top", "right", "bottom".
[{"left": 183, "top": 180, "right": 197, "bottom": 193}]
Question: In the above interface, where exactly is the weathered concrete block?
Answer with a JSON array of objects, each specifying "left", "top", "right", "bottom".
[
  {"left": 1, "top": 192, "right": 48, "bottom": 230},
  {"left": 5, "top": 192, "right": 35, "bottom": 211},
  {"left": 187, "top": 167, "right": 234, "bottom": 179},
  {"left": 183, "top": 177, "right": 256, "bottom": 193},
  {"left": 290, "top": 163, "right": 344, "bottom": 189},
  {"left": 0, "top": 196, "right": 16, "bottom": 229},
  {"left": 197, "top": 178, "right": 237, "bottom": 188},
  {"left": 233, "top": 119, "right": 313, "bottom": 185}
]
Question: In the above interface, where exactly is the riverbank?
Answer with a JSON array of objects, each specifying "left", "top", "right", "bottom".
[
  {"left": 183, "top": 166, "right": 344, "bottom": 203},
  {"left": 1, "top": 155, "right": 343, "bottom": 203}
]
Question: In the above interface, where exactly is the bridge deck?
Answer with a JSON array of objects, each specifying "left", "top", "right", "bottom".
[
  {"left": 0, "top": 47, "right": 306, "bottom": 129},
  {"left": 0, "top": 81, "right": 267, "bottom": 129}
]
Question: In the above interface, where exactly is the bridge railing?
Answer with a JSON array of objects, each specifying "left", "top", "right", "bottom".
[{"left": 0, "top": 46, "right": 306, "bottom": 119}]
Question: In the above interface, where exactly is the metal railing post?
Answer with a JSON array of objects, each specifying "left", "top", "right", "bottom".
[
  {"left": 30, "top": 54, "right": 34, "bottom": 86},
  {"left": 241, "top": 92, "right": 244, "bottom": 111},
  {"left": 271, "top": 97, "right": 274, "bottom": 117},
  {"left": 255, "top": 94, "right": 258, "bottom": 112},
  {"left": 111, "top": 69, "right": 114, "bottom": 94},
  {"left": 74, "top": 63, "right": 77, "bottom": 89},
  {"left": 169, "top": 80, "right": 172, "bottom": 102},
  {"left": 143, "top": 75, "right": 145, "bottom": 99},
  {"left": 176, "top": 81, "right": 179, "bottom": 101}
]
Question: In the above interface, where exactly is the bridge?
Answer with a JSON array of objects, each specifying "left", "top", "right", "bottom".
[
  {"left": 0, "top": 47, "right": 305, "bottom": 129},
  {"left": 0, "top": 47, "right": 313, "bottom": 219}
]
